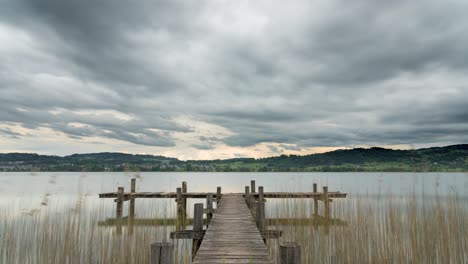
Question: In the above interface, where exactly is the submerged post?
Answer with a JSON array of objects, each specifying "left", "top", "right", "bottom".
[
  {"left": 150, "top": 242, "right": 174, "bottom": 264},
  {"left": 280, "top": 242, "right": 301, "bottom": 264},
  {"left": 216, "top": 186, "right": 222, "bottom": 205},
  {"left": 192, "top": 203, "right": 204, "bottom": 260},
  {"left": 313, "top": 183, "right": 318, "bottom": 219},
  {"left": 129, "top": 179, "right": 136, "bottom": 234},
  {"left": 251, "top": 180, "right": 256, "bottom": 194},
  {"left": 206, "top": 193, "right": 214, "bottom": 224},
  {"left": 256, "top": 186, "right": 265, "bottom": 233},
  {"left": 116, "top": 186, "right": 124, "bottom": 235}
]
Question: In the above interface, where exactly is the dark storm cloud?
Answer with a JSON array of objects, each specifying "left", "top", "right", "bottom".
[{"left": 1, "top": 0, "right": 467, "bottom": 152}]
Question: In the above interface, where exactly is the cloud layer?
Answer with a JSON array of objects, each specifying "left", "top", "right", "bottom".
[{"left": 1, "top": 0, "right": 467, "bottom": 159}]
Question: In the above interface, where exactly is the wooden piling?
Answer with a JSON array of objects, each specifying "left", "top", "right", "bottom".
[
  {"left": 323, "top": 186, "right": 330, "bottom": 220},
  {"left": 251, "top": 180, "right": 256, "bottom": 193},
  {"left": 193, "top": 203, "right": 204, "bottom": 231},
  {"left": 150, "top": 242, "right": 174, "bottom": 264},
  {"left": 129, "top": 179, "right": 136, "bottom": 234},
  {"left": 323, "top": 186, "right": 330, "bottom": 234},
  {"left": 192, "top": 203, "right": 204, "bottom": 259},
  {"left": 206, "top": 193, "right": 213, "bottom": 224},
  {"left": 313, "top": 183, "right": 318, "bottom": 219},
  {"left": 116, "top": 186, "right": 124, "bottom": 235},
  {"left": 256, "top": 186, "right": 265, "bottom": 233},
  {"left": 182, "top": 181, "right": 187, "bottom": 224},
  {"left": 245, "top": 186, "right": 250, "bottom": 208},
  {"left": 176, "top": 187, "right": 184, "bottom": 231},
  {"left": 216, "top": 187, "right": 222, "bottom": 205},
  {"left": 280, "top": 242, "right": 301, "bottom": 264}
]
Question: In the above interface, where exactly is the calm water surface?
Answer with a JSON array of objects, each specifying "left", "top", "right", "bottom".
[{"left": 1, "top": 172, "right": 467, "bottom": 217}]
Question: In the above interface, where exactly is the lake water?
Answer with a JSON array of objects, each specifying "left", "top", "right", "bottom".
[
  {"left": 1, "top": 172, "right": 467, "bottom": 217},
  {"left": 1, "top": 172, "right": 467, "bottom": 263}
]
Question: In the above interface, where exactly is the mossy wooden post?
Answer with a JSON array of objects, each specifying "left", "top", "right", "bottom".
[
  {"left": 256, "top": 186, "right": 265, "bottom": 233},
  {"left": 206, "top": 193, "right": 213, "bottom": 224},
  {"left": 280, "top": 242, "right": 301, "bottom": 264},
  {"left": 176, "top": 187, "right": 184, "bottom": 231},
  {"left": 182, "top": 181, "right": 187, "bottom": 227},
  {"left": 128, "top": 178, "right": 136, "bottom": 235},
  {"left": 192, "top": 203, "right": 204, "bottom": 260},
  {"left": 251, "top": 180, "right": 256, "bottom": 194},
  {"left": 216, "top": 186, "right": 222, "bottom": 205},
  {"left": 245, "top": 186, "right": 250, "bottom": 208},
  {"left": 313, "top": 183, "right": 318, "bottom": 219},
  {"left": 151, "top": 242, "right": 174, "bottom": 264},
  {"left": 116, "top": 186, "right": 124, "bottom": 235}
]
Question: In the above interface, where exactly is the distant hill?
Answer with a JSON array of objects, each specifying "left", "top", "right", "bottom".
[{"left": 1, "top": 145, "right": 467, "bottom": 172}]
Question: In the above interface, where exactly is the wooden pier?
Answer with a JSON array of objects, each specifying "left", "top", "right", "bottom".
[
  {"left": 98, "top": 179, "right": 347, "bottom": 263},
  {"left": 193, "top": 194, "right": 272, "bottom": 264}
]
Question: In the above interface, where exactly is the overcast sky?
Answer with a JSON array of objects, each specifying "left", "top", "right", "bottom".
[{"left": 1, "top": 0, "right": 467, "bottom": 160}]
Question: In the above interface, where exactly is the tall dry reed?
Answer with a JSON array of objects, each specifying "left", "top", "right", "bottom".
[{"left": 268, "top": 191, "right": 467, "bottom": 263}]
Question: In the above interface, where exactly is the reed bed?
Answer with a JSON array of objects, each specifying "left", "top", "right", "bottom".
[
  {"left": 0, "top": 197, "right": 194, "bottom": 264},
  {"left": 268, "top": 191, "right": 468, "bottom": 264}
]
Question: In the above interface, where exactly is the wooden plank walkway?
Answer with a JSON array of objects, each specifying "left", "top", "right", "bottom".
[{"left": 193, "top": 194, "right": 272, "bottom": 264}]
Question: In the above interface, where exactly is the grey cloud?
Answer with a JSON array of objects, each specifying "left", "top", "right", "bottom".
[
  {"left": 1, "top": 0, "right": 467, "bottom": 153},
  {"left": 199, "top": 136, "right": 220, "bottom": 142},
  {"left": 0, "top": 127, "right": 25, "bottom": 139},
  {"left": 191, "top": 144, "right": 215, "bottom": 150},
  {"left": 267, "top": 145, "right": 281, "bottom": 154},
  {"left": 280, "top": 144, "right": 303, "bottom": 151}
]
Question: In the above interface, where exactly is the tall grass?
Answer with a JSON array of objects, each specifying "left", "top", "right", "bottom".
[
  {"left": 268, "top": 191, "right": 468, "bottom": 263},
  {"left": 0, "top": 197, "right": 194, "bottom": 264}
]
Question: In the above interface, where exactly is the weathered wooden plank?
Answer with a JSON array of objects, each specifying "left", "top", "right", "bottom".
[
  {"left": 98, "top": 217, "right": 347, "bottom": 226},
  {"left": 251, "top": 192, "right": 347, "bottom": 199},
  {"left": 99, "top": 192, "right": 218, "bottom": 199},
  {"left": 170, "top": 230, "right": 205, "bottom": 239},
  {"left": 192, "top": 194, "right": 272, "bottom": 264},
  {"left": 99, "top": 191, "right": 346, "bottom": 199}
]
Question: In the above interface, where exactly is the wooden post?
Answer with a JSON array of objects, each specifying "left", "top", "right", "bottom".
[
  {"left": 206, "top": 193, "right": 213, "bottom": 225},
  {"left": 256, "top": 186, "right": 265, "bottom": 233},
  {"left": 151, "top": 242, "right": 174, "bottom": 264},
  {"left": 193, "top": 203, "right": 204, "bottom": 232},
  {"left": 251, "top": 180, "right": 256, "bottom": 193},
  {"left": 192, "top": 203, "right": 204, "bottom": 260},
  {"left": 313, "top": 183, "right": 318, "bottom": 219},
  {"left": 128, "top": 178, "right": 136, "bottom": 235},
  {"left": 258, "top": 186, "right": 264, "bottom": 202},
  {"left": 245, "top": 186, "right": 250, "bottom": 208},
  {"left": 182, "top": 181, "right": 187, "bottom": 225},
  {"left": 323, "top": 186, "right": 330, "bottom": 234},
  {"left": 116, "top": 186, "right": 124, "bottom": 235},
  {"left": 176, "top": 187, "right": 184, "bottom": 231},
  {"left": 323, "top": 186, "right": 329, "bottom": 220},
  {"left": 280, "top": 242, "right": 301, "bottom": 264},
  {"left": 216, "top": 186, "right": 222, "bottom": 205}
]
